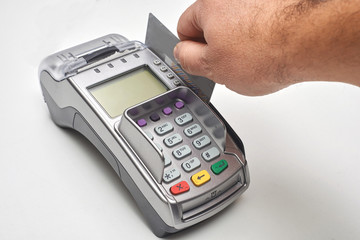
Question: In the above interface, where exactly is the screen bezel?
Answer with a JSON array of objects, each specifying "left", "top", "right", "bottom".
[
  {"left": 88, "top": 65, "right": 168, "bottom": 118},
  {"left": 69, "top": 48, "right": 183, "bottom": 126}
]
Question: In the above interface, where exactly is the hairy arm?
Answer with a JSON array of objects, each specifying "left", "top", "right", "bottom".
[{"left": 174, "top": 0, "right": 360, "bottom": 96}]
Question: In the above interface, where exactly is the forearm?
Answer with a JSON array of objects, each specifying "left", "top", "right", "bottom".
[
  {"left": 175, "top": 0, "right": 360, "bottom": 96},
  {"left": 276, "top": 0, "right": 360, "bottom": 86}
]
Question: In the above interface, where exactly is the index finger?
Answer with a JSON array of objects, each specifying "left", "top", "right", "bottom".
[{"left": 177, "top": 2, "right": 206, "bottom": 43}]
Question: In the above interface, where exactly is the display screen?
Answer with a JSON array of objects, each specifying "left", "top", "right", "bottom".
[{"left": 89, "top": 67, "right": 167, "bottom": 118}]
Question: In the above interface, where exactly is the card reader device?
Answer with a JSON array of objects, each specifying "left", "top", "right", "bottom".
[{"left": 39, "top": 14, "right": 249, "bottom": 237}]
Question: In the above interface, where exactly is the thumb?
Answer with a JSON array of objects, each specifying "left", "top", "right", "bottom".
[{"left": 174, "top": 40, "right": 209, "bottom": 77}]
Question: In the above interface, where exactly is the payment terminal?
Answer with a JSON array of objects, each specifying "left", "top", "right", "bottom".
[{"left": 39, "top": 14, "right": 249, "bottom": 237}]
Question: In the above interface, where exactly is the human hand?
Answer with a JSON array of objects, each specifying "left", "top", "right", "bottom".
[{"left": 174, "top": 0, "right": 360, "bottom": 96}]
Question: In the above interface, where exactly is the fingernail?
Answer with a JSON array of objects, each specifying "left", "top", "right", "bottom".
[{"left": 173, "top": 44, "right": 180, "bottom": 64}]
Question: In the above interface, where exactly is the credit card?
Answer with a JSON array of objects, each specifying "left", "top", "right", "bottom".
[{"left": 145, "top": 13, "right": 215, "bottom": 102}]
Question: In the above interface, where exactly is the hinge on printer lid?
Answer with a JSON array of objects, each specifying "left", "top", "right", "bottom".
[{"left": 39, "top": 34, "right": 145, "bottom": 81}]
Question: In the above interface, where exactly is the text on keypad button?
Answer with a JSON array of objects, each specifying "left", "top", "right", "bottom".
[
  {"left": 154, "top": 122, "right": 173, "bottom": 136},
  {"left": 202, "top": 147, "right": 220, "bottom": 162},
  {"left": 173, "top": 145, "right": 192, "bottom": 159},
  {"left": 163, "top": 168, "right": 181, "bottom": 183},
  {"left": 193, "top": 135, "right": 211, "bottom": 149},
  {"left": 164, "top": 134, "right": 183, "bottom": 147},
  {"left": 182, "top": 157, "right": 201, "bottom": 172},
  {"left": 175, "top": 113, "right": 193, "bottom": 126},
  {"left": 184, "top": 124, "right": 202, "bottom": 137}
]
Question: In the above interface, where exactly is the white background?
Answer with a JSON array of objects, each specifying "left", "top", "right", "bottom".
[{"left": 1, "top": 0, "right": 359, "bottom": 239}]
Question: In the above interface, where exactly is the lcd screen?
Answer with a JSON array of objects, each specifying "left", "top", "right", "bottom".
[{"left": 89, "top": 67, "right": 167, "bottom": 118}]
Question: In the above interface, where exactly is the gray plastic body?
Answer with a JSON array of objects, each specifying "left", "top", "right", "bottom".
[{"left": 39, "top": 33, "right": 249, "bottom": 237}]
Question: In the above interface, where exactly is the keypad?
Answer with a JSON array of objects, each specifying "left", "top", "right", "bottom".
[{"left": 134, "top": 100, "right": 227, "bottom": 195}]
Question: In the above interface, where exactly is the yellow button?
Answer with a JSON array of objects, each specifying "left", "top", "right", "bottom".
[{"left": 191, "top": 170, "right": 211, "bottom": 186}]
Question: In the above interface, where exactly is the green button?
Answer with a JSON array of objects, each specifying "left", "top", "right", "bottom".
[{"left": 211, "top": 159, "right": 228, "bottom": 175}]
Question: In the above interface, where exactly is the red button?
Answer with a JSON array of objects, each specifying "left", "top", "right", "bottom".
[{"left": 170, "top": 181, "right": 190, "bottom": 195}]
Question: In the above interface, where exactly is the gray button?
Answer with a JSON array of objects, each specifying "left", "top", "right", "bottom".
[
  {"left": 175, "top": 113, "right": 193, "bottom": 126},
  {"left": 163, "top": 168, "right": 181, "bottom": 183},
  {"left": 173, "top": 79, "right": 182, "bottom": 86},
  {"left": 193, "top": 135, "right": 211, "bottom": 149},
  {"left": 160, "top": 66, "right": 168, "bottom": 72},
  {"left": 154, "top": 122, "right": 173, "bottom": 136},
  {"left": 164, "top": 133, "right": 183, "bottom": 147},
  {"left": 166, "top": 73, "right": 174, "bottom": 79},
  {"left": 182, "top": 157, "right": 201, "bottom": 172},
  {"left": 184, "top": 124, "right": 202, "bottom": 137},
  {"left": 202, "top": 147, "right": 220, "bottom": 162},
  {"left": 153, "top": 59, "right": 161, "bottom": 65},
  {"left": 173, "top": 145, "right": 192, "bottom": 159}
]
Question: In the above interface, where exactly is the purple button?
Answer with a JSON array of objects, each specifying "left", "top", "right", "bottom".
[
  {"left": 163, "top": 107, "right": 173, "bottom": 115},
  {"left": 175, "top": 101, "right": 185, "bottom": 109},
  {"left": 137, "top": 119, "right": 147, "bottom": 127},
  {"left": 150, "top": 113, "right": 160, "bottom": 122}
]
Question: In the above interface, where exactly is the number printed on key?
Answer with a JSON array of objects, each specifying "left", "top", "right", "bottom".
[
  {"left": 182, "top": 157, "right": 201, "bottom": 172},
  {"left": 164, "top": 134, "right": 183, "bottom": 147},
  {"left": 173, "top": 145, "right": 192, "bottom": 159},
  {"left": 193, "top": 135, "right": 211, "bottom": 149},
  {"left": 154, "top": 122, "right": 174, "bottom": 136},
  {"left": 175, "top": 113, "right": 193, "bottom": 126},
  {"left": 184, "top": 124, "right": 202, "bottom": 137}
]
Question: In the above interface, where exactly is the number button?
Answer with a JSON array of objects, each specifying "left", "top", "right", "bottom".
[
  {"left": 193, "top": 135, "right": 211, "bottom": 149},
  {"left": 154, "top": 122, "right": 173, "bottom": 136},
  {"left": 202, "top": 147, "right": 220, "bottom": 162},
  {"left": 184, "top": 124, "right": 202, "bottom": 137},
  {"left": 172, "top": 145, "right": 192, "bottom": 159},
  {"left": 175, "top": 113, "right": 193, "bottom": 126},
  {"left": 163, "top": 168, "right": 181, "bottom": 183},
  {"left": 182, "top": 157, "right": 201, "bottom": 172},
  {"left": 164, "top": 134, "right": 183, "bottom": 147}
]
